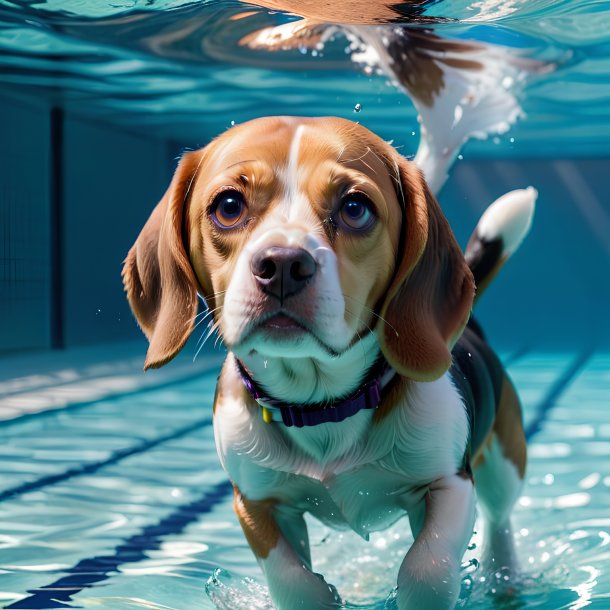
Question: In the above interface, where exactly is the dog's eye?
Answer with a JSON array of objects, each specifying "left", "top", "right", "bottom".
[
  {"left": 337, "top": 194, "right": 376, "bottom": 232},
  {"left": 211, "top": 190, "right": 247, "bottom": 229}
]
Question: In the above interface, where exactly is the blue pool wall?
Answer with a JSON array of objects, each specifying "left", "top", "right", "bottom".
[{"left": 2, "top": 91, "right": 609, "bottom": 355}]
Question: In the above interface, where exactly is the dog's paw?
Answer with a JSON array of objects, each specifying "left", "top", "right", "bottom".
[{"left": 279, "top": 571, "right": 342, "bottom": 610}]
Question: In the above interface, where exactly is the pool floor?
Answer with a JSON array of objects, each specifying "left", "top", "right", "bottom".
[{"left": 1, "top": 345, "right": 609, "bottom": 609}]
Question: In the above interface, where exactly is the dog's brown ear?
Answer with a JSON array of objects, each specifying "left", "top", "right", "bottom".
[
  {"left": 378, "top": 156, "right": 475, "bottom": 381},
  {"left": 122, "top": 151, "right": 203, "bottom": 370}
]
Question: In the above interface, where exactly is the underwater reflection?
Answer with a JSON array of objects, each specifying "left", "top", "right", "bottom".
[
  {"left": 238, "top": 0, "right": 439, "bottom": 25},
  {"left": 237, "top": 8, "right": 549, "bottom": 191},
  {"left": 0, "top": 0, "right": 557, "bottom": 159}
]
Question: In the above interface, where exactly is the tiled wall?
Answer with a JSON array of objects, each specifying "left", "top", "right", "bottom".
[
  {"left": 0, "top": 96, "right": 51, "bottom": 351},
  {"left": 62, "top": 115, "right": 170, "bottom": 347},
  {"left": 0, "top": 94, "right": 171, "bottom": 353}
]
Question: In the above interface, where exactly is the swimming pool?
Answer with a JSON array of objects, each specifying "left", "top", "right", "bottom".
[
  {"left": 1, "top": 0, "right": 610, "bottom": 608},
  {"left": 1, "top": 343, "right": 609, "bottom": 609}
]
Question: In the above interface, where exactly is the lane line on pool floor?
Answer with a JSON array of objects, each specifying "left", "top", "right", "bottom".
[
  {"left": 0, "top": 415, "right": 213, "bottom": 503},
  {"left": 0, "top": 365, "right": 220, "bottom": 427},
  {"left": 524, "top": 349, "right": 593, "bottom": 442},
  {"left": 6, "top": 351, "right": 576, "bottom": 610},
  {"left": 1, "top": 346, "right": 528, "bottom": 503},
  {"left": 5, "top": 478, "right": 233, "bottom": 610},
  {"left": 503, "top": 345, "right": 530, "bottom": 367}
]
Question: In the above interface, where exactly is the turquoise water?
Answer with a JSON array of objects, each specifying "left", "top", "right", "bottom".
[
  {"left": 0, "top": 0, "right": 610, "bottom": 156},
  {"left": 1, "top": 347, "right": 610, "bottom": 608},
  {"left": 1, "top": 1, "right": 610, "bottom": 608}
]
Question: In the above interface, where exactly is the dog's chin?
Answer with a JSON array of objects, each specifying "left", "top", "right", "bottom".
[{"left": 229, "top": 313, "right": 350, "bottom": 360}]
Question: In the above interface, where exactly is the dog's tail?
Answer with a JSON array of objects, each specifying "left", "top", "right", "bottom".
[{"left": 465, "top": 187, "right": 537, "bottom": 303}]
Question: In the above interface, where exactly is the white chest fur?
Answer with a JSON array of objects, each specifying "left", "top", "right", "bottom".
[{"left": 213, "top": 355, "right": 470, "bottom": 537}]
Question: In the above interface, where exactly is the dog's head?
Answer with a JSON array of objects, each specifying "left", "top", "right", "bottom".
[{"left": 123, "top": 117, "right": 474, "bottom": 381}]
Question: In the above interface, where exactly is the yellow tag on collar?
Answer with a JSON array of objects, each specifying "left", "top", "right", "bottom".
[{"left": 262, "top": 407, "right": 273, "bottom": 424}]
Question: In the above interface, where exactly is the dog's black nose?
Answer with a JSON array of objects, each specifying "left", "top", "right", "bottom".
[{"left": 251, "top": 247, "right": 317, "bottom": 302}]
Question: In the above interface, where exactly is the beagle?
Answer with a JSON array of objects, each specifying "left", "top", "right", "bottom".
[{"left": 123, "top": 116, "right": 536, "bottom": 610}]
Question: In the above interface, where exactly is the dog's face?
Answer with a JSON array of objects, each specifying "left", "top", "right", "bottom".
[
  {"left": 123, "top": 116, "right": 474, "bottom": 381},
  {"left": 188, "top": 117, "right": 399, "bottom": 361}
]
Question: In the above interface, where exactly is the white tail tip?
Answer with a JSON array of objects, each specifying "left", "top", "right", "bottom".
[{"left": 477, "top": 186, "right": 537, "bottom": 256}]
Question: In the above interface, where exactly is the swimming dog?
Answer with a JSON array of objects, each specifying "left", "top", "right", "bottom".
[{"left": 123, "top": 116, "right": 535, "bottom": 609}]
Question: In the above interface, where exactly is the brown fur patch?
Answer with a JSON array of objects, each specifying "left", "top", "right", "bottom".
[
  {"left": 122, "top": 150, "right": 204, "bottom": 370},
  {"left": 239, "top": 0, "right": 429, "bottom": 24},
  {"left": 494, "top": 374, "right": 527, "bottom": 478},
  {"left": 377, "top": 160, "right": 475, "bottom": 382},
  {"left": 233, "top": 486, "right": 280, "bottom": 559}
]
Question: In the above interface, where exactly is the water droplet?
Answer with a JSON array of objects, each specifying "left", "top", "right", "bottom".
[
  {"left": 354, "top": 103, "right": 362, "bottom": 113},
  {"left": 458, "top": 154, "right": 464, "bottom": 160}
]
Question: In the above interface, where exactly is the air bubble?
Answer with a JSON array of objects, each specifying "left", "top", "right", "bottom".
[{"left": 354, "top": 103, "right": 362, "bottom": 113}]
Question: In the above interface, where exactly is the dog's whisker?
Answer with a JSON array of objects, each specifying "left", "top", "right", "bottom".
[
  {"left": 366, "top": 146, "right": 387, "bottom": 171},
  {"left": 335, "top": 144, "right": 347, "bottom": 165},
  {"left": 190, "top": 305, "right": 224, "bottom": 332},
  {"left": 337, "top": 147, "right": 379, "bottom": 176},
  {"left": 183, "top": 149, "right": 208, "bottom": 206},
  {"left": 343, "top": 294, "right": 400, "bottom": 337},
  {"left": 194, "top": 320, "right": 213, "bottom": 350},
  {"left": 190, "top": 304, "right": 220, "bottom": 325},
  {"left": 196, "top": 318, "right": 219, "bottom": 349},
  {"left": 354, "top": 325, "right": 368, "bottom": 368},
  {"left": 193, "top": 318, "right": 222, "bottom": 362},
  {"left": 344, "top": 304, "right": 374, "bottom": 368},
  {"left": 197, "top": 290, "right": 227, "bottom": 305},
  {"left": 214, "top": 332, "right": 225, "bottom": 350},
  {"left": 359, "top": 150, "right": 377, "bottom": 176}
]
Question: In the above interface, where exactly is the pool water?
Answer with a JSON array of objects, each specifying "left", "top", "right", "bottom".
[
  {"left": 1, "top": 0, "right": 610, "bottom": 608},
  {"left": 1, "top": 0, "right": 610, "bottom": 156},
  {"left": 1, "top": 344, "right": 609, "bottom": 609}
]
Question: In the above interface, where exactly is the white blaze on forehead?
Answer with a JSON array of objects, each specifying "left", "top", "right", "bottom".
[{"left": 281, "top": 123, "right": 310, "bottom": 216}]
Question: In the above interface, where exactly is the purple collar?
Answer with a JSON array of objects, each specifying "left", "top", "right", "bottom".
[{"left": 235, "top": 358, "right": 396, "bottom": 428}]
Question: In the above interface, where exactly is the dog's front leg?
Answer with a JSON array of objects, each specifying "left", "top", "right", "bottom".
[
  {"left": 397, "top": 473, "right": 475, "bottom": 610},
  {"left": 233, "top": 486, "right": 341, "bottom": 610}
]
